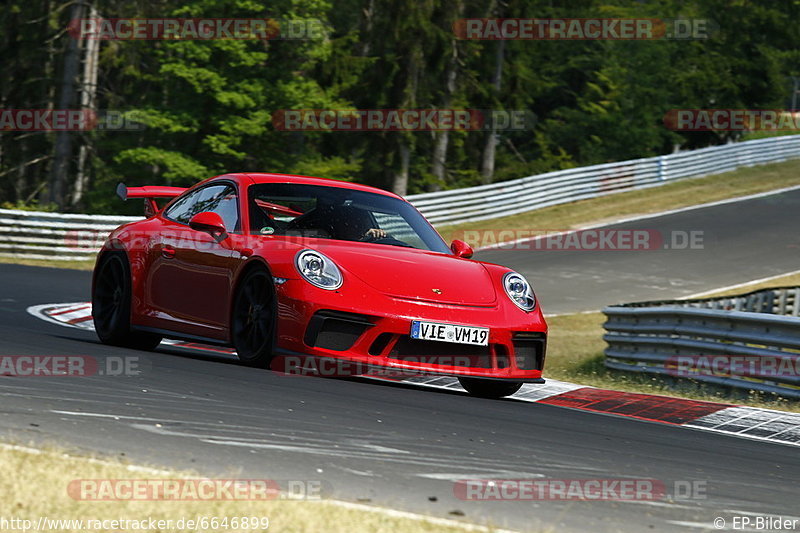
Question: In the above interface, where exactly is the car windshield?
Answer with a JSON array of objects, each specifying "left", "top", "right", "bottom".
[{"left": 248, "top": 183, "right": 451, "bottom": 253}]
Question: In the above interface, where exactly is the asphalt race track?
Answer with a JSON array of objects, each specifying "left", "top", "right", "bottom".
[
  {"left": 476, "top": 188, "right": 800, "bottom": 314},
  {"left": 1, "top": 188, "right": 799, "bottom": 532}
]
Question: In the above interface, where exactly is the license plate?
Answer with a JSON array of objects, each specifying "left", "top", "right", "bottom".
[{"left": 410, "top": 320, "right": 489, "bottom": 346}]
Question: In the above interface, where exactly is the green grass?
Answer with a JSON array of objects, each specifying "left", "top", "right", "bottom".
[
  {"left": 0, "top": 256, "right": 94, "bottom": 271},
  {"left": 546, "top": 272, "right": 800, "bottom": 412}
]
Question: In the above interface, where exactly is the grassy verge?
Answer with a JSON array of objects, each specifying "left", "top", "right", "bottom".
[
  {"left": 687, "top": 271, "right": 800, "bottom": 298},
  {"left": 0, "top": 443, "right": 495, "bottom": 533},
  {"left": 438, "top": 159, "right": 800, "bottom": 243},
  {"left": 545, "top": 272, "right": 800, "bottom": 412},
  {"left": 0, "top": 256, "right": 94, "bottom": 271}
]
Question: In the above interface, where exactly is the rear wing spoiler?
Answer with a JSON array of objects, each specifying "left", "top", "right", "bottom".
[{"left": 116, "top": 182, "right": 186, "bottom": 217}]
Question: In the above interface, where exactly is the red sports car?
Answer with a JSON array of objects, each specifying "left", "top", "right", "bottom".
[{"left": 91, "top": 173, "right": 547, "bottom": 398}]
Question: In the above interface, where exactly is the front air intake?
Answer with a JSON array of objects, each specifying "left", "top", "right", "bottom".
[
  {"left": 512, "top": 332, "right": 546, "bottom": 370},
  {"left": 304, "top": 310, "right": 374, "bottom": 351}
]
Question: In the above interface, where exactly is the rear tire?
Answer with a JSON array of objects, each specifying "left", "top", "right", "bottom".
[
  {"left": 458, "top": 377, "right": 522, "bottom": 399},
  {"left": 92, "top": 253, "right": 162, "bottom": 350},
  {"left": 231, "top": 268, "right": 276, "bottom": 367}
]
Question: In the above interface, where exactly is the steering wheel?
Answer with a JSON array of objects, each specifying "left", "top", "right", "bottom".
[
  {"left": 359, "top": 232, "right": 380, "bottom": 242},
  {"left": 365, "top": 236, "right": 414, "bottom": 248}
]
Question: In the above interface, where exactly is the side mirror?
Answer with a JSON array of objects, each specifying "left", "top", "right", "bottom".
[
  {"left": 450, "top": 239, "right": 474, "bottom": 259},
  {"left": 189, "top": 211, "right": 228, "bottom": 242}
]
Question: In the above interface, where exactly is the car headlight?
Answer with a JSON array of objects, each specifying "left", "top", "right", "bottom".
[
  {"left": 503, "top": 271, "right": 535, "bottom": 311},
  {"left": 295, "top": 249, "right": 343, "bottom": 290}
]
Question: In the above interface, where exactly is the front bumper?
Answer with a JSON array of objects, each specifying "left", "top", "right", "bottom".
[{"left": 274, "top": 280, "right": 548, "bottom": 380}]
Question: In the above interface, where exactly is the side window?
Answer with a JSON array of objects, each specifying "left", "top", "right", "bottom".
[
  {"left": 211, "top": 188, "right": 240, "bottom": 232},
  {"left": 165, "top": 188, "right": 206, "bottom": 225},
  {"left": 165, "top": 184, "right": 240, "bottom": 231}
]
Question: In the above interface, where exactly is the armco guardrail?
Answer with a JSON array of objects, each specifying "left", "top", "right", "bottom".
[
  {"left": 3, "top": 134, "right": 800, "bottom": 260},
  {"left": 0, "top": 209, "right": 139, "bottom": 261},
  {"left": 603, "top": 287, "right": 800, "bottom": 399},
  {"left": 408, "top": 134, "right": 800, "bottom": 225}
]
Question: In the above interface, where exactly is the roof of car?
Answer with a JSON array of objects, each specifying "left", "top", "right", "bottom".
[{"left": 237, "top": 172, "right": 402, "bottom": 199}]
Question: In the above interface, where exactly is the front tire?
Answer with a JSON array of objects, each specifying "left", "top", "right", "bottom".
[
  {"left": 458, "top": 377, "right": 523, "bottom": 399},
  {"left": 92, "top": 253, "right": 162, "bottom": 350},
  {"left": 232, "top": 268, "right": 276, "bottom": 367}
]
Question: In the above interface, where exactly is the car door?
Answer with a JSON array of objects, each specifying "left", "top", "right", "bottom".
[{"left": 146, "top": 182, "right": 242, "bottom": 339}]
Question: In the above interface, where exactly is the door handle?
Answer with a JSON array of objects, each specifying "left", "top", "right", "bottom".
[{"left": 161, "top": 245, "right": 176, "bottom": 259}]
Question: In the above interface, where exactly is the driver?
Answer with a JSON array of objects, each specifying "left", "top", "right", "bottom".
[{"left": 329, "top": 205, "right": 386, "bottom": 241}]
